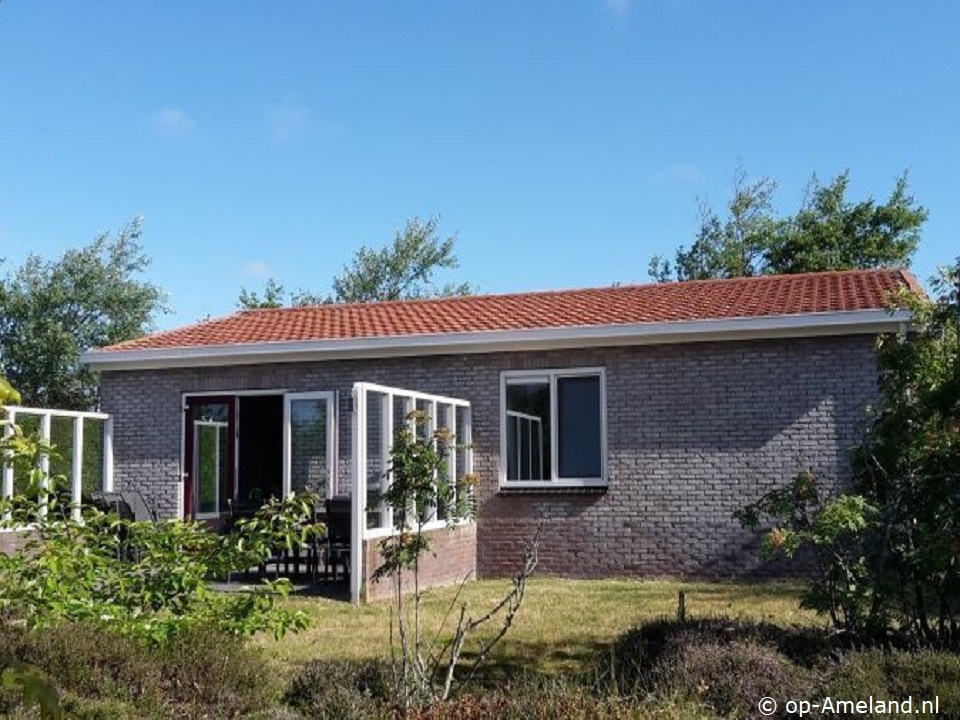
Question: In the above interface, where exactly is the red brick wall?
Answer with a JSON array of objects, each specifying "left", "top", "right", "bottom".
[{"left": 363, "top": 523, "right": 477, "bottom": 602}]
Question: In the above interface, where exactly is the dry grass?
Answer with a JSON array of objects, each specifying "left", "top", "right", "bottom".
[{"left": 256, "top": 578, "right": 816, "bottom": 677}]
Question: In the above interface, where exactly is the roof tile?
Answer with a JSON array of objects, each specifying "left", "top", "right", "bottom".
[{"left": 96, "top": 268, "right": 916, "bottom": 353}]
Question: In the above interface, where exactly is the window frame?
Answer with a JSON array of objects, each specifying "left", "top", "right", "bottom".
[{"left": 499, "top": 367, "right": 607, "bottom": 489}]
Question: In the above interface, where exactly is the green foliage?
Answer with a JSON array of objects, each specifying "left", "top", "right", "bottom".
[
  {"left": 237, "top": 277, "right": 286, "bottom": 309},
  {"left": 2, "top": 663, "right": 62, "bottom": 719},
  {"left": 767, "top": 172, "right": 926, "bottom": 274},
  {"left": 373, "top": 413, "right": 475, "bottom": 584},
  {"left": 818, "top": 649, "right": 960, "bottom": 714},
  {"left": 236, "top": 216, "right": 473, "bottom": 308},
  {"left": 650, "top": 169, "right": 926, "bottom": 282},
  {"left": 650, "top": 170, "right": 778, "bottom": 281},
  {"left": 734, "top": 472, "right": 879, "bottom": 634},
  {"left": 0, "top": 424, "right": 311, "bottom": 645},
  {"left": 0, "top": 620, "right": 277, "bottom": 719},
  {"left": 0, "top": 218, "right": 167, "bottom": 409},
  {"left": 736, "top": 260, "right": 960, "bottom": 645},
  {"left": 0, "top": 499, "right": 310, "bottom": 643},
  {"left": 0, "top": 374, "right": 22, "bottom": 405},
  {"left": 330, "top": 216, "right": 472, "bottom": 304}
]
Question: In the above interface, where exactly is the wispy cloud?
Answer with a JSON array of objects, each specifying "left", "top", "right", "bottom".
[
  {"left": 603, "top": 0, "right": 631, "bottom": 16},
  {"left": 266, "top": 99, "right": 309, "bottom": 144},
  {"left": 241, "top": 260, "right": 275, "bottom": 279},
  {"left": 150, "top": 108, "right": 196, "bottom": 137},
  {"left": 649, "top": 162, "right": 703, "bottom": 186}
]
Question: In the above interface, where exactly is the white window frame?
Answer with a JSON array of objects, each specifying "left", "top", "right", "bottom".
[
  {"left": 193, "top": 418, "right": 228, "bottom": 519},
  {"left": 283, "top": 391, "right": 337, "bottom": 500},
  {"left": 499, "top": 367, "right": 607, "bottom": 489}
]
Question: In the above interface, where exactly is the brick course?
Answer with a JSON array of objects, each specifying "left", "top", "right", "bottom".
[
  {"left": 362, "top": 524, "right": 477, "bottom": 602},
  {"left": 98, "top": 334, "right": 879, "bottom": 582}
]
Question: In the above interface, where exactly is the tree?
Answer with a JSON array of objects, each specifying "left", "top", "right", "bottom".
[
  {"left": 650, "top": 170, "right": 779, "bottom": 281},
  {"left": 650, "top": 170, "right": 926, "bottom": 282},
  {"left": 765, "top": 171, "right": 927, "bottom": 274},
  {"left": 0, "top": 218, "right": 166, "bottom": 410},
  {"left": 237, "top": 278, "right": 286, "bottom": 310},
  {"left": 236, "top": 216, "right": 472, "bottom": 308}
]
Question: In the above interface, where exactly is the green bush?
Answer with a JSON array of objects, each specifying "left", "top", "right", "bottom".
[
  {"left": 819, "top": 649, "right": 960, "bottom": 717},
  {"left": 284, "top": 658, "right": 392, "bottom": 719},
  {"left": 604, "top": 616, "right": 830, "bottom": 696},
  {"left": 653, "top": 639, "right": 812, "bottom": 718},
  {"left": 0, "top": 620, "right": 277, "bottom": 719}
]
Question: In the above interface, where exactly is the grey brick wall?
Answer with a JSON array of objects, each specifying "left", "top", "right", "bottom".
[{"left": 98, "top": 334, "right": 880, "bottom": 580}]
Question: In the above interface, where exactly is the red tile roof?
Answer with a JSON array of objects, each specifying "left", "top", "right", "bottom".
[{"left": 96, "top": 268, "right": 917, "bottom": 353}]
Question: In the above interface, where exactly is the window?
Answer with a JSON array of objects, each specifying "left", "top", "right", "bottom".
[{"left": 501, "top": 368, "right": 605, "bottom": 487}]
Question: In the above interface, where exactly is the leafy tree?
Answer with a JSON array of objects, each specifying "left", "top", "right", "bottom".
[
  {"left": 237, "top": 216, "right": 472, "bottom": 308},
  {"left": 0, "top": 218, "right": 166, "bottom": 410},
  {"left": 650, "top": 171, "right": 779, "bottom": 282},
  {"left": 737, "top": 259, "right": 960, "bottom": 646},
  {"left": 766, "top": 171, "right": 927, "bottom": 274},
  {"left": 237, "top": 277, "right": 286, "bottom": 310},
  {"left": 650, "top": 170, "right": 926, "bottom": 281},
  {"left": 330, "top": 216, "right": 472, "bottom": 304}
]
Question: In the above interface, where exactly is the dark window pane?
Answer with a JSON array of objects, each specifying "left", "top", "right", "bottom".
[
  {"left": 557, "top": 376, "right": 601, "bottom": 479},
  {"left": 507, "top": 415, "right": 518, "bottom": 480},
  {"left": 505, "top": 380, "right": 550, "bottom": 480}
]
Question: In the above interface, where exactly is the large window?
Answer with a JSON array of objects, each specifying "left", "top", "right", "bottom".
[{"left": 501, "top": 368, "right": 605, "bottom": 487}]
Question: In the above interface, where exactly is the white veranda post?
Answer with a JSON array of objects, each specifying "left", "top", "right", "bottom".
[
  {"left": 350, "top": 383, "right": 473, "bottom": 605},
  {"left": 0, "top": 406, "right": 113, "bottom": 523}
]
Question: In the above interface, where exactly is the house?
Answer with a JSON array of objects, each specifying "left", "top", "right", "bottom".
[{"left": 80, "top": 268, "right": 918, "bottom": 602}]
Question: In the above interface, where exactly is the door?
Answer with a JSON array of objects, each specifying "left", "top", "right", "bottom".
[
  {"left": 184, "top": 396, "right": 235, "bottom": 518},
  {"left": 283, "top": 392, "right": 337, "bottom": 499}
]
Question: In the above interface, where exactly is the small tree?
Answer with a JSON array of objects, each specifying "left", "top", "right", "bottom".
[{"left": 373, "top": 411, "right": 538, "bottom": 710}]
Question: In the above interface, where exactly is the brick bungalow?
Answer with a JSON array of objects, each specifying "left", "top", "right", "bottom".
[{"left": 81, "top": 269, "right": 917, "bottom": 602}]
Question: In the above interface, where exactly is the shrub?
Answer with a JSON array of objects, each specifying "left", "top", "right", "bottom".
[
  {"left": 653, "top": 639, "right": 811, "bottom": 718},
  {"left": 284, "top": 658, "right": 392, "bottom": 719},
  {"left": 604, "top": 616, "right": 830, "bottom": 696},
  {"left": 819, "top": 649, "right": 960, "bottom": 716},
  {"left": 0, "top": 620, "right": 276, "bottom": 719},
  {"left": 736, "top": 261, "right": 960, "bottom": 646}
]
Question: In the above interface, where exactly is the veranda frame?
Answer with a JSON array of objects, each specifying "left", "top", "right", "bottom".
[
  {"left": 350, "top": 382, "right": 473, "bottom": 604},
  {"left": 2, "top": 406, "right": 114, "bottom": 523}
]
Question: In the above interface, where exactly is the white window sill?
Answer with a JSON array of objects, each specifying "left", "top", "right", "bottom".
[{"left": 498, "top": 480, "right": 608, "bottom": 494}]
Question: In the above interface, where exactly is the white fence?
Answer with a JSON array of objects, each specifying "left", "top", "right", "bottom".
[{"left": 2, "top": 406, "right": 114, "bottom": 523}]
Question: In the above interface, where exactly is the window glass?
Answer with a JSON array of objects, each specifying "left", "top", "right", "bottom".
[
  {"left": 557, "top": 375, "right": 602, "bottom": 479},
  {"left": 503, "top": 370, "right": 604, "bottom": 484},
  {"left": 505, "top": 379, "right": 550, "bottom": 481}
]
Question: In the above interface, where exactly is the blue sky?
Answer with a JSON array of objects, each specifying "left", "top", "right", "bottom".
[{"left": 1, "top": 1, "right": 957, "bottom": 330}]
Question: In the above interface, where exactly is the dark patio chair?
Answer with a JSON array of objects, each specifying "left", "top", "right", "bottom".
[
  {"left": 324, "top": 497, "right": 351, "bottom": 582},
  {"left": 119, "top": 490, "right": 158, "bottom": 522}
]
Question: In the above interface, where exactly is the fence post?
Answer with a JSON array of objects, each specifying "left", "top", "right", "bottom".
[
  {"left": 103, "top": 416, "right": 115, "bottom": 492},
  {"left": 39, "top": 413, "right": 51, "bottom": 519},
  {"left": 2, "top": 409, "right": 14, "bottom": 522},
  {"left": 72, "top": 417, "right": 84, "bottom": 522}
]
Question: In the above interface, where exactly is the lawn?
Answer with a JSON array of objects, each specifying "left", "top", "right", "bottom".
[{"left": 257, "top": 578, "right": 815, "bottom": 676}]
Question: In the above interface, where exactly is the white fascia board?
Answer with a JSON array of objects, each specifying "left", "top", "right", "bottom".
[{"left": 80, "top": 309, "right": 912, "bottom": 372}]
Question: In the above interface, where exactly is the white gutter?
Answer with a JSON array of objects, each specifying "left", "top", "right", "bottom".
[{"left": 81, "top": 309, "right": 911, "bottom": 372}]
